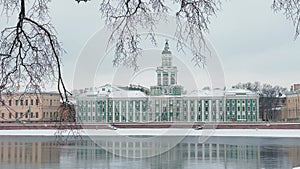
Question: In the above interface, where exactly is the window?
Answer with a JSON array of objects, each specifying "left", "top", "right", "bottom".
[
  {"left": 253, "top": 107, "right": 256, "bottom": 112},
  {"left": 25, "top": 100, "right": 28, "bottom": 106},
  {"left": 50, "top": 100, "right": 52, "bottom": 106},
  {"left": 242, "top": 107, "right": 245, "bottom": 112},
  {"left": 9, "top": 113, "right": 12, "bottom": 119},
  {"left": 30, "top": 112, "right": 33, "bottom": 118},
  {"left": 43, "top": 112, "right": 45, "bottom": 118},
  {"left": 20, "top": 113, "right": 23, "bottom": 118},
  {"left": 36, "top": 99, "right": 39, "bottom": 105},
  {"left": 9, "top": 100, "right": 12, "bottom": 106},
  {"left": 15, "top": 112, "right": 18, "bottom": 118},
  {"left": 15, "top": 100, "right": 18, "bottom": 106},
  {"left": 36, "top": 112, "right": 39, "bottom": 118},
  {"left": 25, "top": 113, "right": 28, "bottom": 118},
  {"left": 30, "top": 99, "right": 33, "bottom": 105},
  {"left": 1, "top": 113, "right": 4, "bottom": 118},
  {"left": 20, "top": 100, "right": 23, "bottom": 106},
  {"left": 171, "top": 74, "right": 175, "bottom": 84}
]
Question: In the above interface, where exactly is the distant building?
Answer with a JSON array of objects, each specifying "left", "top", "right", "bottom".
[
  {"left": 0, "top": 92, "right": 61, "bottom": 122},
  {"left": 285, "top": 87, "right": 300, "bottom": 122},
  {"left": 76, "top": 41, "right": 259, "bottom": 123},
  {"left": 290, "top": 84, "right": 300, "bottom": 92}
]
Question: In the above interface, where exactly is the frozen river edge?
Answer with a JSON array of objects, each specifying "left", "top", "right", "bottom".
[{"left": 0, "top": 129, "right": 300, "bottom": 138}]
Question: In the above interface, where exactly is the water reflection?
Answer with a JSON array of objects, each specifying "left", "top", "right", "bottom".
[
  {"left": 0, "top": 141, "right": 60, "bottom": 164},
  {"left": 0, "top": 136, "right": 300, "bottom": 169}
]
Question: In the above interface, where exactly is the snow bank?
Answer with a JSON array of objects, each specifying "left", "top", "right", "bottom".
[{"left": 0, "top": 129, "right": 300, "bottom": 138}]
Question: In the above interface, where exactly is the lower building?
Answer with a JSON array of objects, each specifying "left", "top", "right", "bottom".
[
  {"left": 0, "top": 92, "right": 61, "bottom": 122},
  {"left": 76, "top": 85, "right": 259, "bottom": 123},
  {"left": 285, "top": 89, "right": 300, "bottom": 122}
]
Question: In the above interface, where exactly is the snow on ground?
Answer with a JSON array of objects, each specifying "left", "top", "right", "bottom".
[{"left": 0, "top": 129, "right": 300, "bottom": 138}]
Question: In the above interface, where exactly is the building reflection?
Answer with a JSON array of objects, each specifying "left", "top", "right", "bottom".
[
  {"left": 75, "top": 137, "right": 263, "bottom": 168},
  {"left": 0, "top": 141, "right": 60, "bottom": 164},
  {"left": 0, "top": 137, "right": 299, "bottom": 168},
  {"left": 73, "top": 137, "right": 300, "bottom": 168}
]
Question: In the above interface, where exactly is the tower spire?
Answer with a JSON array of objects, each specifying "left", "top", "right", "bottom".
[{"left": 162, "top": 39, "right": 171, "bottom": 54}]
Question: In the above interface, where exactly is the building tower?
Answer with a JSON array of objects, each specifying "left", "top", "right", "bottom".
[{"left": 150, "top": 40, "right": 183, "bottom": 96}]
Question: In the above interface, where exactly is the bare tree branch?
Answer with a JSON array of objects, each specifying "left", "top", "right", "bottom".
[
  {"left": 0, "top": 0, "right": 70, "bottom": 103},
  {"left": 272, "top": 0, "right": 300, "bottom": 39},
  {"left": 99, "top": 0, "right": 221, "bottom": 69}
]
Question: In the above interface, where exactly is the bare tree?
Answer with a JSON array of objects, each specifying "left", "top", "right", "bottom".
[
  {"left": 272, "top": 0, "right": 300, "bottom": 39},
  {"left": 0, "top": 0, "right": 77, "bottom": 138},
  {"left": 0, "top": 0, "right": 69, "bottom": 102}
]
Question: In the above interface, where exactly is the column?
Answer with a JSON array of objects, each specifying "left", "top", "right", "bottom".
[
  {"left": 194, "top": 100, "right": 197, "bottom": 122},
  {"left": 133, "top": 101, "right": 136, "bottom": 122},
  {"left": 112, "top": 100, "right": 115, "bottom": 123},
  {"left": 126, "top": 100, "right": 129, "bottom": 122},
  {"left": 119, "top": 101, "right": 122, "bottom": 122},
  {"left": 209, "top": 100, "right": 212, "bottom": 122},
  {"left": 160, "top": 72, "right": 163, "bottom": 86},
  {"left": 168, "top": 72, "right": 171, "bottom": 86},
  {"left": 187, "top": 100, "right": 190, "bottom": 122},
  {"left": 140, "top": 101, "right": 142, "bottom": 122},
  {"left": 216, "top": 100, "right": 219, "bottom": 122},
  {"left": 106, "top": 100, "right": 108, "bottom": 122},
  {"left": 202, "top": 100, "right": 205, "bottom": 122}
]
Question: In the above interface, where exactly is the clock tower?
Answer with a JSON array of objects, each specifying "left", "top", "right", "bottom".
[{"left": 150, "top": 40, "right": 183, "bottom": 96}]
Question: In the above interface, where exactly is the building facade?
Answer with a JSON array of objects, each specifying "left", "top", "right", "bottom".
[
  {"left": 285, "top": 87, "right": 300, "bottom": 122},
  {"left": 76, "top": 41, "right": 259, "bottom": 123},
  {"left": 0, "top": 92, "right": 61, "bottom": 122}
]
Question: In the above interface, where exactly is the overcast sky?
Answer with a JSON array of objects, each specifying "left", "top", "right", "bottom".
[{"left": 2, "top": 0, "right": 299, "bottom": 91}]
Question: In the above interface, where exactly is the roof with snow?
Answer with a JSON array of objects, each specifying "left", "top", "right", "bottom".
[{"left": 78, "top": 84, "right": 147, "bottom": 99}]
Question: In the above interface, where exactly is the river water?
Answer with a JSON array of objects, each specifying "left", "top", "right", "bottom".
[{"left": 0, "top": 136, "right": 299, "bottom": 169}]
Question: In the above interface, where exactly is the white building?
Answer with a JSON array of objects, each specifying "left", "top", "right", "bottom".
[{"left": 76, "top": 41, "right": 259, "bottom": 123}]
